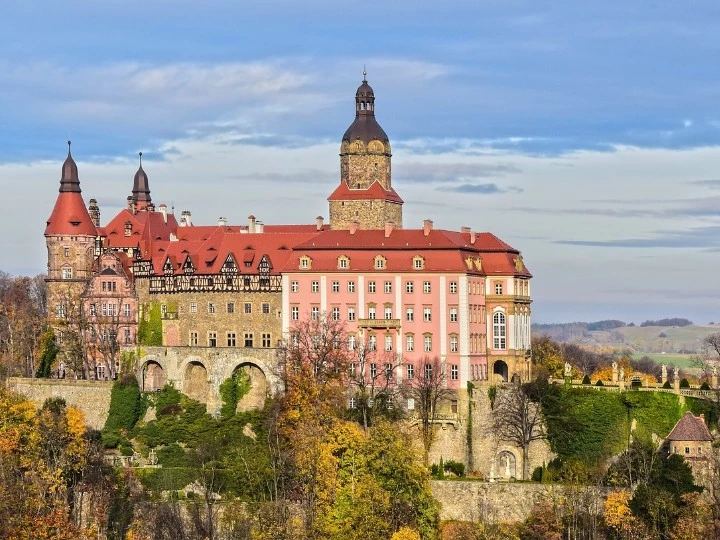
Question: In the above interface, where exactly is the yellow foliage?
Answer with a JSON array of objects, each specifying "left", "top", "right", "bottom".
[
  {"left": 603, "top": 490, "right": 636, "bottom": 534},
  {"left": 392, "top": 526, "right": 421, "bottom": 540}
]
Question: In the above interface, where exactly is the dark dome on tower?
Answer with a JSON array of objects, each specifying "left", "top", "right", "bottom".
[
  {"left": 60, "top": 140, "right": 81, "bottom": 193},
  {"left": 132, "top": 152, "right": 152, "bottom": 204},
  {"left": 342, "top": 75, "right": 389, "bottom": 145}
]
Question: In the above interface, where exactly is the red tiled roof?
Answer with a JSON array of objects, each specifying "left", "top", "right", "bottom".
[
  {"left": 100, "top": 209, "right": 179, "bottom": 249},
  {"left": 327, "top": 180, "right": 404, "bottom": 203},
  {"left": 666, "top": 411, "right": 713, "bottom": 442},
  {"left": 45, "top": 192, "right": 97, "bottom": 236}
]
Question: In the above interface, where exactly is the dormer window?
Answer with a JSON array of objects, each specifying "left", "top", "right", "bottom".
[
  {"left": 338, "top": 255, "right": 350, "bottom": 269},
  {"left": 374, "top": 255, "right": 386, "bottom": 270},
  {"left": 124, "top": 221, "right": 132, "bottom": 237},
  {"left": 299, "top": 256, "right": 312, "bottom": 270},
  {"left": 412, "top": 256, "right": 425, "bottom": 270}
]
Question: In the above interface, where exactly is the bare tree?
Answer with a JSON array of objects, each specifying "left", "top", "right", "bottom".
[
  {"left": 347, "top": 339, "right": 401, "bottom": 430},
  {"left": 402, "top": 356, "right": 452, "bottom": 466},
  {"left": 491, "top": 382, "right": 547, "bottom": 480}
]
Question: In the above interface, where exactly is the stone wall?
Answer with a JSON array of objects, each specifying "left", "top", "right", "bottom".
[
  {"left": 329, "top": 198, "right": 403, "bottom": 230},
  {"left": 431, "top": 480, "right": 612, "bottom": 523},
  {"left": 6, "top": 377, "right": 112, "bottom": 429}
]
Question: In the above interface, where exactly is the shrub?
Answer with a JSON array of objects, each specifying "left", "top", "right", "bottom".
[
  {"left": 437, "top": 457, "right": 445, "bottom": 479},
  {"left": 596, "top": 380, "right": 604, "bottom": 387},
  {"left": 680, "top": 378, "right": 690, "bottom": 389},
  {"left": 102, "top": 374, "right": 142, "bottom": 447},
  {"left": 154, "top": 384, "right": 182, "bottom": 411},
  {"left": 443, "top": 460, "right": 465, "bottom": 477},
  {"left": 582, "top": 375, "right": 591, "bottom": 385},
  {"left": 531, "top": 466, "right": 544, "bottom": 482},
  {"left": 663, "top": 381, "right": 672, "bottom": 389},
  {"left": 701, "top": 381, "right": 711, "bottom": 390},
  {"left": 158, "top": 403, "right": 182, "bottom": 416}
]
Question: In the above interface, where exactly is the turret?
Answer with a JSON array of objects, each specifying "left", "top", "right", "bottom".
[{"left": 132, "top": 152, "right": 152, "bottom": 211}]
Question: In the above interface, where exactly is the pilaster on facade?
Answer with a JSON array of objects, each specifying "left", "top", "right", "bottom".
[
  {"left": 320, "top": 275, "right": 327, "bottom": 314},
  {"left": 459, "top": 275, "right": 470, "bottom": 385},
  {"left": 358, "top": 276, "right": 366, "bottom": 319},
  {"left": 281, "top": 275, "right": 290, "bottom": 336},
  {"left": 439, "top": 275, "right": 447, "bottom": 359}
]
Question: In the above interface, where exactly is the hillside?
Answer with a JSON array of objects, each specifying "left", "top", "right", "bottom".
[{"left": 533, "top": 322, "right": 719, "bottom": 354}]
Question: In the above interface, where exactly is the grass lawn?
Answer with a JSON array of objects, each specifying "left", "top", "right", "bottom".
[{"left": 631, "top": 353, "right": 698, "bottom": 369}]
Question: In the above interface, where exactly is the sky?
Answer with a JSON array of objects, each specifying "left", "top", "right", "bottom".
[{"left": 1, "top": 0, "right": 719, "bottom": 324}]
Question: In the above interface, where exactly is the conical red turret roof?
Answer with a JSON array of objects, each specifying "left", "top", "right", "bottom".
[{"left": 45, "top": 142, "right": 97, "bottom": 236}]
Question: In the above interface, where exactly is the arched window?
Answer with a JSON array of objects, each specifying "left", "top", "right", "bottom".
[{"left": 493, "top": 311, "right": 506, "bottom": 350}]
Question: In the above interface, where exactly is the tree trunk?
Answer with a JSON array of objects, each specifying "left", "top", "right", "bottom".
[{"left": 522, "top": 444, "right": 529, "bottom": 480}]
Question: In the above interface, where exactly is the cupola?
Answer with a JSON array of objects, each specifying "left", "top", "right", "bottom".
[
  {"left": 132, "top": 152, "right": 152, "bottom": 210},
  {"left": 341, "top": 72, "right": 389, "bottom": 145}
]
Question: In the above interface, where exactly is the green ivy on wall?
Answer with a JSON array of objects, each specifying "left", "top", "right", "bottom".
[
  {"left": 137, "top": 303, "right": 163, "bottom": 346},
  {"left": 219, "top": 368, "right": 252, "bottom": 419}
]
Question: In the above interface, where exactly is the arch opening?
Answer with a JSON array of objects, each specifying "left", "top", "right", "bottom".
[
  {"left": 495, "top": 451, "right": 517, "bottom": 480},
  {"left": 493, "top": 360, "right": 509, "bottom": 383},
  {"left": 142, "top": 360, "right": 166, "bottom": 392},
  {"left": 231, "top": 362, "right": 268, "bottom": 411},
  {"left": 184, "top": 361, "right": 209, "bottom": 403}
]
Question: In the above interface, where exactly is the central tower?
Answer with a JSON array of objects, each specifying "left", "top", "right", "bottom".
[{"left": 328, "top": 75, "right": 403, "bottom": 229}]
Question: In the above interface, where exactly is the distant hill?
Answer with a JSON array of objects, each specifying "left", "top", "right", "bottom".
[{"left": 532, "top": 320, "right": 718, "bottom": 354}]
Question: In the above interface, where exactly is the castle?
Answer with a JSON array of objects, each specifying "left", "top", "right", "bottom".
[{"left": 45, "top": 76, "right": 533, "bottom": 411}]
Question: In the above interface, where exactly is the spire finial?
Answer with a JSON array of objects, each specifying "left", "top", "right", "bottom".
[
  {"left": 139, "top": 151, "right": 143, "bottom": 168},
  {"left": 67, "top": 139, "right": 72, "bottom": 155},
  {"left": 363, "top": 65, "right": 367, "bottom": 82}
]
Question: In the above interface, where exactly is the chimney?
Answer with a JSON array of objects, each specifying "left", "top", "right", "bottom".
[
  {"left": 88, "top": 199, "right": 100, "bottom": 227},
  {"left": 470, "top": 231, "right": 476, "bottom": 245},
  {"left": 248, "top": 214, "right": 256, "bottom": 233},
  {"left": 127, "top": 196, "right": 134, "bottom": 213},
  {"left": 349, "top": 221, "right": 359, "bottom": 235},
  {"left": 316, "top": 215, "right": 324, "bottom": 231},
  {"left": 460, "top": 226, "right": 471, "bottom": 234},
  {"left": 255, "top": 221, "right": 264, "bottom": 233},
  {"left": 158, "top": 204, "right": 167, "bottom": 223},
  {"left": 422, "top": 219, "right": 433, "bottom": 236},
  {"left": 384, "top": 222, "right": 394, "bottom": 238},
  {"left": 218, "top": 217, "right": 227, "bottom": 226},
  {"left": 180, "top": 210, "right": 192, "bottom": 227}
]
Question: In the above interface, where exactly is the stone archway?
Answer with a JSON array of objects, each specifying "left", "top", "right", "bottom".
[
  {"left": 184, "top": 361, "right": 209, "bottom": 403},
  {"left": 142, "top": 360, "right": 166, "bottom": 391},
  {"left": 231, "top": 362, "right": 268, "bottom": 411},
  {"left": 493, "top": 360, "right": 509, "bottom": 383},
  {"left": 495, "top": 451, "right": 517, "bottom": 480}
]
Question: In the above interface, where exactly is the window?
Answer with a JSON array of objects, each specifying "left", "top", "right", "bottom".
[
  {"left": 89, "top": 304, "right": 96, "bottom": 316},
  {"left": 124, "top": 304, "right": 130, "bottom": 317},
  {"left": 451, "top": 364, "right": 458, "bottom": 380},
  {"left": 493, "top": 311, "right": 506, "bottom": 349},
  {"left": 348, "top": 306, "right": 356, "bottom": 321},
  {"left": 385, "top": 362, "right": 393, "bottom": 378},
  {"left": 332, "top": 281, "right": 340, "bottom": 293},
  {"left": 698, "top": 446, "right": 703, "bottom": 455},
  {"left": 424, "top": 335, "right": 432, "bottom": 352},
  {"left": 406, "top": 307, "right": 414, "bottom": 322},
  {"left": 190, "top": 302, "right": 197, "bottom": 314},
  {"left": 161, "top": 304, "right": 168, "bottom": 315},
  {"left": 368, "top": 306, "right": 376, "bottom": 319},
  {"left": 407, "top": 364, "right": 415, "bottom": 379},
  {"left": 262, "top": 333, "right": 271, "bottom": 348},
  {"left": 374, "top": 256, "right": 386, "bottom": 269},
  {"left": 227, "top": 302, "right": 235, "bottom": 314},
  {"left": 102, "top": 303, "right": 108, "bottom": 317},
  {"left": 102, "top": 281, "right": 107, "bottom": 292},
  {"left": 406, "top": 335, "right": 414, "bottom": 352},
  {"left": 64, "top": 247, "right": 70, "bottom": 257},
  {"left": 406, "top": 281, "right": 414, "bottom": 293},
  {"left": 385, "top": 335, "right": 393, "bottom": 351},
  {"left": 423, "top": 307, "right": 432, "bottom": 322},
  {"left": 311, "top": 306, "right": 319, "bottom": 320},
  {"left": 190, "top": 332, "right": 198, "bottom": 346},
  {"left": 370, "top": 363, "right": 377, "bottom": 378},
  {"left": 407, "top": 397, "right": 415, "bottom": 410},
  {"left": 349, "top": 397, "right": 356, "bottom": 409},
  {"left": 208, "top": 303, "right": 216, "bottom": 314},
  {"left": 291, "top": 281, "right": 299, "bottom": 292},
  {"left": 348, "top": 335, "right": 356, "bottom": 350},
  {"left": 348, "top": 281, "right": 356, "bottom": 293},
  {"left": 209, "top": 332, "right": 217, "bottom": 347},
  {"left": 450, "top": 281, "right": 458, "bottom": 294},
  {"left": 291, "top": 306, "right": 299, "bottom": 320},
  {"left": 244, "top": 332, "right": 254, "bottom": 348},
  {"left": 62, "top": 268, "right": 73, "bottom": 280},
  {"left": 368, "top": 335, "right": 377, "bottom": 351},
  {"left": 450, "top": 335, "right": 458, "bottom": 352},
  {"left": 384, "top": 306, "right": 392, "bottom": 319},
  {"left": 368, "top": 281, "right": 376, "bottom": 293},
  {"left": 413, "top": 256, "right": 424, "bottom": 270},
  {"left": 495, "top": 282, "right": 503, "bottom": 295},
  {"left": 384, "top": 281, "right": 392, "bottom": 293},
  {"left": 450, "top": 307, "right": 458, "bottom": 322},
  {"left": 339, "top": 257, "right": 349, "bottom": 269},
  {"left": 124, "top": 328, "right": 131, "bottom": 344},
  {"left": 311, "top": 281, "right": 320, "bottom": 293},
  {"left": 262, "top": 303, "right": 270, "bottom": 314},
  {"left": 332, "top": 306, "right": 340, "bottom": 321},
  {"left": 227, "top": 332, "right": 236, "bottom": 347},
  {"left": 244, "top": 302, "right": 252, "bottom": 314},
  {"left": 300, "top": 257, "right": 310, "bottom": 269},
  {"left": 451, "top": 399, "right": 458, "bottom": 413},
  {"left": 424, "top": 363, "right": 433, "bottom": 379},
  {"left": 423, "top": 281, "right": 431, "bottom": 293},
  {"left": 685, "top": 446, "right": 690, "bottom": 455}
]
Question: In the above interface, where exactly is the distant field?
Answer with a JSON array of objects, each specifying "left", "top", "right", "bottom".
[
  {"left": 631, "top": 353, "right": 697, "bottom": 369},
  {"left": 615, "top": 325, "right": 719, "bottom": 353}
]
